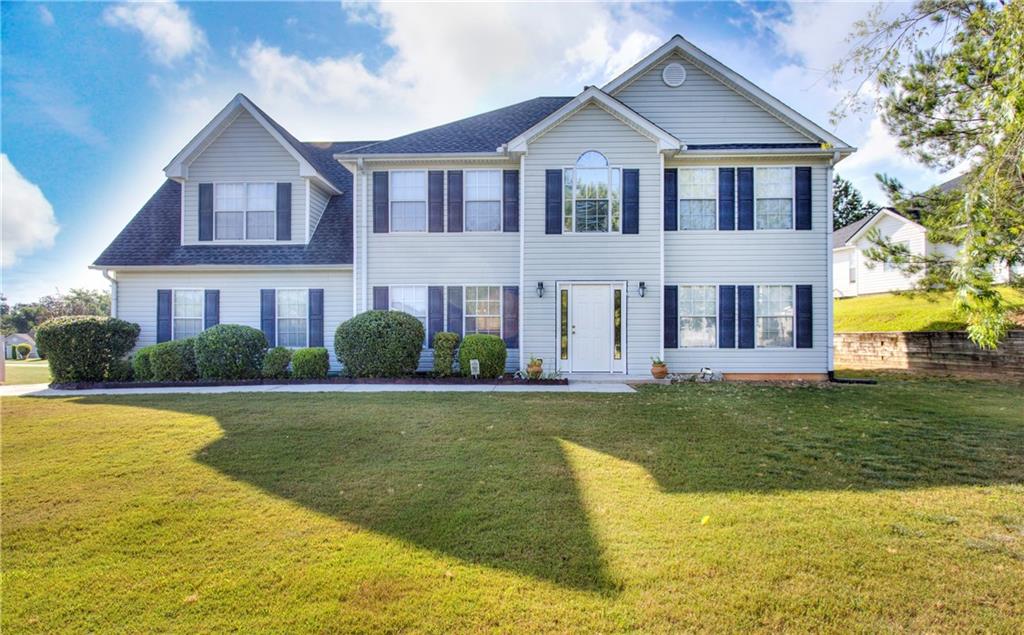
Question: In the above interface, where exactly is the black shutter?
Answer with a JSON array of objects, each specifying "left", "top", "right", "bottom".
[
  {"left": 373, "top": 171, "right": 389, "bottom": 233},
  {"left": 545, "top": 169, "right": 562, "bottom": 234},
  {"left": 428, "top": 170, "right": 444, "bottom": 232},
  {"left": 737, "top": 285, "right": 755, "bottom": 348},
  {"left": 372, "top": 286, "right": 389, "bottom": 311},
  {"left": 795, "top": 167, "right": 812, "bottom": 230},
  {"left": 796, "top": 285, "right": 813, "bottom": 348},
  {"left": 503, "top": 286, "right": 519, "bottom": 349},
  {"left": 623, "top": 168, "right": 639, "bottom": 234},
  {"left": 428, "top": 286, "right": 444, "bottom": 348},
  {"left": 664, "top": 169, "right": 677, "bottom": 231},
  {"left": 198, "top": 183, "right": 213, "bottom": 241},
  {"left": 308, "top": 289, "right": 324, "bottom": 347},
  {"left": 503, "top": 170, "right": 519, "bottom": 232},
  {"left": 447, "top": 171, "right": 463, "bottom": 233},
  {"left": 664, "top": 285, "right": 678, "bottom": 349},
  {"left": 718, "top": 285, "right": 735, "bottom": 348},
  {"left": 446, "top": 286, "right": 463, "bottom": 336},
  {"left": 737, "top": 168, "right": 754, "bottom": 231},
  {"left": 260, "top": 289, "right": 276, "bottom": 347},
  {"left": 157, "top": 289, "right": 172, "bottom": 343},
  {"left": 276, "top": 182, "right": 291, "bottom": 240},
  {"left": 204, "top": 290, "right": 220, "bottom": 330},
  {"left": 718, "top": 168, "right": 735, "bottom": 231}
]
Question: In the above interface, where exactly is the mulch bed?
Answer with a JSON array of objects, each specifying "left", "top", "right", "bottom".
[{"left": 51, "top": 375, "right": 568, "bottom": 390}]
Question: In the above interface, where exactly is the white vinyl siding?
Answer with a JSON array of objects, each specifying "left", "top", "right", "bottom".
[
  {"left": 390, "top": 171, "right": 428, "bottom": 232},
  {"left": 883, "top": 240, "right": 910, "bottom": 272},
  {"left": 276, "top": 289, "right": 308, "bottom": 348},
  {"left": 464, "top": 170, "right": 502, "bottom": 232},
  {"left": 308, "top": 180, "right": 332, "bottom": 238},
  {"left": 679, "top": 285, "right": 716, "bottom": 347},
  {"left": 678, "top": 167, "right": 717, "bottom": 230},
  {"left": 464, "top": 286, "right": 501, "bottom": 336},
  {"left": 755, "top": 285, "right": 794, "bottom": 348},
  {"left": 172, "top": 290, "right": 203, "bottom": 340},
  {"left": 754, "top": 167, "right": 794, "bottom": 230},
  {"left": 849, "top": 214, "right": 928, "bottom": 295}
]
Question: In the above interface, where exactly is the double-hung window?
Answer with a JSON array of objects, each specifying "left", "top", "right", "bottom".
[
  {"left": 389, "top": 286, "right": 428, "bottom": 345},
  {"left": 755, "top": 285, "right": 794, "bottom": 347},
  {"left": 390, "top": 171, "right": 427, "bottom": 232},
  {"left": 173, "top": 290, "right": 203, "bottom": 340},
  {"left": 464, "top": 170, "right": 502, "bottom": 231},
  {"left": 679, "top": 285, "right": 717, "bottom": 347},
  {"left": 679, "top": 168, "right": 717, "bottom": 230},
  {"left": 563, "top": 151, "right": 621, "bottom": 233},
  {"left": 214, "top": 183, "right": 276, "bottom": 240},
  {"left": 276, "top": 289, "right": 308, "bottom": 348},
  {"left": 754, "top": 167, "right": 794, "bottom": 230},
  {"left": 464, "top": 286, "right": 501, "bottom": 336}
]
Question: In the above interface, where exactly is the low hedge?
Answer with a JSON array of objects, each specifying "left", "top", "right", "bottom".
[
  {"left": 193, "top": 324, "right": 267, "bottom": 379},
  {"left": 292, "top": 347, "right": 329, "bottom": 379},
  {"left": 432, "top": 331, "right": 459, "bottom": 377},
  {"left": 106, "top": 358, "right": 135, "bottom": 382},
  {"left": 262, "top": 346, "right": 293, "bottom": 379},
  {"left": 15, "top": 343, "right": 32, "bottom": 359},
  {"left": 458, "top": 334, "right": 506, "bottom": 379},
  {"left": 35, "top": 316, "right": 140, "bottom": 383},
  {"left": 150, "top": 339, "right": 198, "bottom": 381},
  {"left": 132, "top": 346, "right": 156, "bottom": 381},
  {"left": 335, "top": 311, "right": 424, "bottom": 377}
]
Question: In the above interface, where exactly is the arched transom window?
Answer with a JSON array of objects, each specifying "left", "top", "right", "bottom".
[{"left": 563, "top": 151, "right": 621, "bottom": 232}]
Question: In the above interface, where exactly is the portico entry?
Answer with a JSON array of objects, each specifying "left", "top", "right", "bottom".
[{"left": 556, "top": 282, "right": 626, "bottom": 374}]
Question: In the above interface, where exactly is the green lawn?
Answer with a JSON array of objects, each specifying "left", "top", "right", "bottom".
[
  {"left": 1, "top": 360, "right": 50, "bottom": 385},
  {"left": 835, "top": 286, "right": 1024, "bottom": 332},
  {"left": 3, "top": 380, "right": 1023, "bottom": 632}
]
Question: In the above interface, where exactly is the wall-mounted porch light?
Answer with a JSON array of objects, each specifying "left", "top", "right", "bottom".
[
  {"left": 638, "top": 281, "right": 646, "bottom": 298},
  {"left": 536, "top": 281, "right": 545, "bottom": 298}
]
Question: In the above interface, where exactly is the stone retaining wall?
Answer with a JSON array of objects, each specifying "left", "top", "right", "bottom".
[{"left": 834, "top": 331, "right": 1024, "bottom": 377}]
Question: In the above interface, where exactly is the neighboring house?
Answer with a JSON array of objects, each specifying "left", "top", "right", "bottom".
[
  {"left": 94, "top": 35, "right": 855, "bottom": 379},
  {"left": 3, "top": 334, "right": 37, "bottom": 359}
]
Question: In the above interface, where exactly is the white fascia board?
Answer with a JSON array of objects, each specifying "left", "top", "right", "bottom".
[
  {"left": 332, "top": 151, "right": 509, "bottom": 162},
  {"left": 603, "top": 35, "right": 855, "bottom": 151},
  {"left": 674, "top": 148, "right": 854, "bottom": 159},
  {"left": 505, "top": 87, "right": 681, "bottom": 153},
  {"left": 846, "top": 209, "right": 923, "bottom": 244}
]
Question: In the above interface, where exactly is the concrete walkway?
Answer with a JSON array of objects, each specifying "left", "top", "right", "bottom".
[{"left": 0, "top": 380, "right": 635, "bottom": 397}]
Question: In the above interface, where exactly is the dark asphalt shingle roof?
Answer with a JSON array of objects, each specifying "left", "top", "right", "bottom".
[
  {"left": 338, "top": 96, "right": 573, "bottom": 155},
  {"left": 937, "top": 174, "right": 966, "bottom": 192},
  {"left": 833, "top": 212, "right": 878, "bottom": 246}
]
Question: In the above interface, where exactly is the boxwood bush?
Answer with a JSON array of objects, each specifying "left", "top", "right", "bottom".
[
  {"left": 334, "top": 310, "right": 424, "bottom": 377},
  {"left": 35, "top": 316, "right": 140, "bottom": 383},
  {"left": 106, "top": 358, "right": 135, "bottom": 382},
  {"left": 15, "top": 343, "right": 32, "bottom": 359},
  {"left": 132, "top": 346, "right": 156, "bottom": 381},
  {"left": 262, "top": 346, "right": 293, "bottom": 379},
  {"left": 150, "top": 339, "right": 198, "bottom": 381},
  {"left": 432, "top": 331, "right": 460, "bottom": 377},
  {"left": 291, "top": 347, "right": 329, "bottom": 379},
  {"left": 193, "top": 324, "right": 267, "bottom": 379},
  {"left": 458, "top": 334, "right": 507, "bottom": 379}
]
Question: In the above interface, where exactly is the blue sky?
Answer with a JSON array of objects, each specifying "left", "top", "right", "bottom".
[{"left": 1, "top": 0, "right": 947, "bottom": 304}]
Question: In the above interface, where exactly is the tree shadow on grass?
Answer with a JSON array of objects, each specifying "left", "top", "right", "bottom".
[{"left": 67, "top": 380, "right": 1024, "bottom": 591}]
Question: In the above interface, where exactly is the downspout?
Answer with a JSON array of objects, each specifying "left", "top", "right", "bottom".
[
  {"left": 102, "top": 269, "right": 118, "bottom": 318},
  {"left": 826, "top": 152, "right": 837, "bottom": 375}
]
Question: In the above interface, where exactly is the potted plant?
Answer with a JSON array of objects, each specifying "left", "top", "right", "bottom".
[
  {"left": 527, "top": 355, "right": 543, "bottom": 379},
  {"left": 650, "top": 356, "right": 668, "bottom": 379}
]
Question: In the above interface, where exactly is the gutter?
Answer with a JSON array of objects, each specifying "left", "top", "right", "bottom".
[
  {"left": 101, "top": 269, "right": 117, "bottom": 318},
  {"left": 332, "top": 151, "right": 511, "bottom": 162}
]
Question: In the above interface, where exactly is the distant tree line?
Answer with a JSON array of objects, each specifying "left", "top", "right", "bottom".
[{"left": 1, "top": 288, "right": 111, "bottom": 336}]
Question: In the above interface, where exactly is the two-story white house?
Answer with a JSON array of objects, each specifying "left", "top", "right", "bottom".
[{"left": 94, "top": 35, "right": 855, "bottom": 380}]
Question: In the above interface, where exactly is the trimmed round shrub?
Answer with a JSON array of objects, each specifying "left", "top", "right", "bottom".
[
  {"left": 292, "top": 347, "right": 329, "bottom": 379},
  {"left": 334, "top": 310, "right": 424, "bottom": 377},
  {"left": 35, "top": 316, "right": 140, "bottom": 383},
  {"left": 459, "top": 334, "right": 507, "bottom": 379},
  {"left": 132, "top": 346, "right": 156, "bottom": 381},
  {"left": 193, "top": 324, "right": 267, "bottom": 379},
  {"left": 106, "top": 358, "right": 135, "bottom": 382},
  {"left": 150, "top": 339, "right": 198, "bottom": 382},
  {"left": 262, "top": 346, "right": 293, "bottom": 379},
  {"left": 15, "top": 343, "right": 32, "bottom": 359},
  {"left": 432, "top": 331, "right": 460, "bottom": 377}
]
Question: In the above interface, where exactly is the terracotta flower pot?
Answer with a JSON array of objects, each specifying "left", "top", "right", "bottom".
[
  {"left": 651, "top": 363, "right": 668, "bottom": 379},
  {"left": 527, "top": 360, "right": 543, "bottom": 379}
]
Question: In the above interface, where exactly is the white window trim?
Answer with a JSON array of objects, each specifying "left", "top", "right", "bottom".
[
  {"left": 462, "top": 284, "right": 504, "bottom": 338},
  {"left": 463, "top": 169, "right": 504, "bottom": 233},
  {"left": 752, "top": 166, "right": 797, "bottom": 232},
  {"left": 171, "top": 288, "right": 205, "bottom": 341},
  {"left": 678, "top": 284, "right": 719, "bottom": 349},
  {"left": 754, "top": 283, "right": 797, "bottom": 349},
  {"left": 275, "top": 287, "right": 310, "bottom": 349},
  {"left": 677, "top": 167, "right": 719, "bottom": 232},
  {"left": 561, "top": 164, "right": 624, "bottom": 235},
  {"left": 213, "top": 181, "right": 279, "bottom": 243},
  {"left": 388, "top": 284, "right": 430, "bottom": 346},
  {"left": 388, "top": 170, "right": 429, "bottom": 233}
]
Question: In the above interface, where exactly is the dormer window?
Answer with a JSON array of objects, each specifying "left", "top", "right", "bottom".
[
  {"left": 214, "top": 183, "right": 276, "bottom": 240},
  {"left": 563, "top": 151, "right": 621, "bottom": 233}
]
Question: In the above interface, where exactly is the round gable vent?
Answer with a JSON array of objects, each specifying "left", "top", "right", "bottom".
[{"left": 662, "top": 62, "right": 687, "bottom": 87}]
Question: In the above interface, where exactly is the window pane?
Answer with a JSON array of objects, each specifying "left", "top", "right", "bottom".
[
  {"left": 465, "top": 201, "right": 501, "bottom": 231},
  {"left": 391, "top": 201, "right": 426, "bottom": 231},
  {"left": 465, "top": 170, "right": 501, "bottom": 201},
  {"left": 390, "top": 171, "right": 426, "bottom": 201},
  {"left": 215, "top": 183, "right": 245, "bottom": 211},
  {"left": 575, "top": 200, "right": 608, "bottom": 232},
  {"left": 563, "top": 169, "right": 574, "bottom": 232},
  {"left": 576, "top": 151, "right": 608, "bottom": 168},
  {"left": 174, "top": 318, "right": 202, "bottom": 340},
  {"left": 614, "top": 288, "right": 622, "bottom": 360},
  {"left": 247, "top": 183, "right": 276, "bottom": 211},
  {"left": 246, "top": 210, "right": 276, "bottom": 239},
  {"left": 680, "top": 200, "right": 717, "bottom": 230},
  {"left": 277, "top": 289, "right": 307, "bottom": 318},
  {"left": 173, "top": 290, "right": 203, "bottom": 318},
  {"left": 278, "top": 318, "right": 307, "bottom": 348},
  {"left": 755, "top": 285, "right": 793, "bottom": 347},
  {"left": 575, "top": 168, "right": 608, "bottom": 200},
  {"left": 681, "top": 317, "right": 717, "bottom": 347},
  {"left": 560, "top": 289, "right": 569, "bottom": 360},
  {"left": 679, "top": 168, "right": 716, "bottom": 199},
  {"left": 755, "top": 198, "right": 793, "bottom": 229},
  {"left": 465, "top": 286, "right": 500, "bottom": 336},
  {"left": 215, "top": 211, "right": 243, "bottom": 239},
  {"left": 610, "top": 168, "right": 621, "bottom": 232},
  {"left": 679, "top": 285, "right": 717, "bottom": 348},
  {"left": 755, "top": 168, "right": 792, "bottom": 198},
  {"left": 390, "top": 286, "right": 427, "bottom": 344}
]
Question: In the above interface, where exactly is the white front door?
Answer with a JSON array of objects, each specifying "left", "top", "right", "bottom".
[{"left": 570, "top": 284, "right": 612, "bottom": 372}]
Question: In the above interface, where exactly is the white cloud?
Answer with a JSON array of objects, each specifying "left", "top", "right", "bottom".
[
  {"left": 1, "top": 155, "right": 60, "bottom": 268},
  {"left": 103, "top": 1, "right": 206, "bottom": 65},
  {"left": 38, "top": 5, "right": 54, "bottom": 27},
  {"left": 13, "top": 82, "right": 108, "bottom": 147}
]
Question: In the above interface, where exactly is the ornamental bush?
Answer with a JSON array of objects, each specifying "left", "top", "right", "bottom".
[
  {"left": 291, "top": 347, "right": 329, "bottom": 379},
  {"left": 334, "top": 310, "right": 424, "bottom": 377},
  {"left": 262, "top": 346, "right": 293, "bottom": 379},
  {"left": 193, "top": 324, "right": 267, "bottom": 379},
  {"left": 15, "top": 343, "right": 32, "bottom": 359},
  {"left": 132, "top": 346, "right": 156, "bottom": 381},
  {"left": 106, "top": 358, "right": 135, "bottom": 382},
  {"left": 458, "top": 334, "right": 507, "bottom": 379},
  {"left": 35, "top": 316, "right": 140, "bottom": 383},
  {"left": 432, "top": 331, "right": 460, "bottom": 377},
  {"left": 150, "top": 339, "right": 198, "bottom": 382}
]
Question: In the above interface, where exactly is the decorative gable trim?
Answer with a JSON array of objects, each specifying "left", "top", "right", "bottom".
[
  {"left": 603, "top": 35, "right": 854, "bottom": 152},
  {"left": 505, "top": 86, "right": 681, "bottom": 153},
  {"left": 843, "top": 208, "right": 924, "bottom": 246}
]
